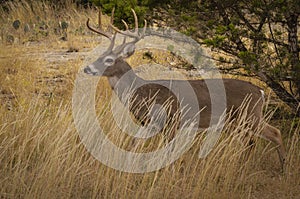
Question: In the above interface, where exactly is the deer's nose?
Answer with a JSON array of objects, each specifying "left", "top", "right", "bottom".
[{"left": 84, "top": 66, "right": 92, "bottom": 74}]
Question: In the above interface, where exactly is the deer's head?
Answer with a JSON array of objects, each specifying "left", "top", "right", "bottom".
[{"left": 83, "top": 9, "right": 147, "bottom": 77}]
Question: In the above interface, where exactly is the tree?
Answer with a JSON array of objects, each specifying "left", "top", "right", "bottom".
[
  {"left": 150, "top": 0, "right": 300, "bottom": 116},
  {"left": 89, "top": 0, "right": 149, "bottom": 28}
]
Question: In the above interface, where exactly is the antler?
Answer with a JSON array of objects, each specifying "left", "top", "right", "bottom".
[
  {"left": 86, "top": 18, "right": 113, "bottom": 40},
  {"left": 86, "top": 9, "right": 146, "bottom": 54},
  {"left": 86, "top": 16, "right": 116, "bottom": 52},
  {"left": 110, "top": 9, "right": 147, "bottom": 41}
]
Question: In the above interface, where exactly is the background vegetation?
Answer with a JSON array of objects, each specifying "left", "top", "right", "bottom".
[
  {"left": 0, "top": 0, "right": 299, "bottom": 198},
  {"left": 89, "top": 0, "right": 300, "bottom": 116}
]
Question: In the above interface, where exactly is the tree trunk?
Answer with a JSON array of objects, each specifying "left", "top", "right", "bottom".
[{"left": 257, "top": 71, "right": 300, "bottom": 117}]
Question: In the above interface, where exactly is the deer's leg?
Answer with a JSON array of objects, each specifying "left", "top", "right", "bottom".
[{"left": 260, "top": 123, "right": 286, "bottom": 170}]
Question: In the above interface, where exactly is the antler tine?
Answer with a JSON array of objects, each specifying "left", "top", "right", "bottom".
[
  {"left": 110, "top": 7, "right": 115, "bottom": 25},
  {"left": 86, "top": 18, "right": 112, "bottom": 40},
  {"left": 110, "top": 22, "right": 137, "bottom": 38},
  {"left": 131, "top": 9, "right": 139, "bottom": 33},
  {"left": 121, "top": 19, "right": 129, "bottom": 31},
  {"left": 109, "top": 8, "right": 147, "bottom": 40},
  {"left": 142, "top": 19, "right": 147, "bottom": 36}
]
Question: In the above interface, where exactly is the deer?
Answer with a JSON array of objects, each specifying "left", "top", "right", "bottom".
[{"left": 83, "top": 9, "right": 286, "bottom": 170}]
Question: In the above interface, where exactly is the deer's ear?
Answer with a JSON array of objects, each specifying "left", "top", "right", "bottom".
[{"left": 122, "top": 43, "right": 136, "bottom": 58}]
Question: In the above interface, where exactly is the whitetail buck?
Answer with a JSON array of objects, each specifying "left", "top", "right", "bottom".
[{"left": 83, "top": 9, "right": 286, "bottom": 169}]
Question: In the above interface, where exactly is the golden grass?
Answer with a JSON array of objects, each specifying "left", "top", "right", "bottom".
[
  {"left": 1, "top": 87, "right": 299, "bottom": 198},
  {"left": 0, "top": 1, "right": 300, "bottom": 198}
]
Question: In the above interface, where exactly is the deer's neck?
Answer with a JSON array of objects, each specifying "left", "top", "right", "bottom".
[{"left": 107, "top": 59, "right": 144, "bottom": 92}]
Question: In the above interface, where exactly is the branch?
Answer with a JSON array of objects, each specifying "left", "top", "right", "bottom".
[
  {"left": 267, "top": 15, "right": 284, "bottom": 66},
  {"left": 247, "top": 34, "right": 290, "bottom": 48},
  {"left": 233, "top": 8, "right": 257, "bottom": 32}
]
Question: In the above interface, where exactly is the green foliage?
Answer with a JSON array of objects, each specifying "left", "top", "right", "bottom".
[
  {"left": 181, "top": 13, "right": 197, "bottom": 23},
  {"left": 203, "top": 36, "right": 226, "bottom": 48},
  {"left": 90, "top": 0, "right": 149, "bottom": 28},
  {"left": 12, "top": 19, "right": 21, "bottom": 30},
  {"left": 238, "top": 51, "right": 258, "bottom": 70},
  {"left": 24, "top": 23, "right": 30, "bottom": 33},
  {"left": 6, "top": 34, "right": 14, "bottom": 44},
  {"left": 167, "top": 45, "right": 174, "bottom": 52},
  {"left": 215, "top": 25, "right": 228, "bottom": 35},
  {"left": 182, "top": 27, "right": 197, "bottom": 36},
  {"left": 89, "top": 0, "right": 169, "bottom": 27},
  {"left": 151, "top": 0, "right": 300, "bottom": 112},
  {"left": 61, "top": 21, "right": 68, "bottom": 30}
]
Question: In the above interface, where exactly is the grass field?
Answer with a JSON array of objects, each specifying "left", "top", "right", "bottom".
[{"left": 0, "top": 1, "right": 300, "bottom": 198}]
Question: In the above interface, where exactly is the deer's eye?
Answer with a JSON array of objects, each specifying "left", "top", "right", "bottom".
[{"left": 104, "top": 57, "right": 115, "bottom": 66}]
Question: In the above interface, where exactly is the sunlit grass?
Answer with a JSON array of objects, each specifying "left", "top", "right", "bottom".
[{"left": 0, "top": 89, "right": 299, "bottom": 198}]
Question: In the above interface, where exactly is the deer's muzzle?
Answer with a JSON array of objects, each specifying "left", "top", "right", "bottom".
[{"left": 83, "top": 65, "right": 99, "bottom": 76}]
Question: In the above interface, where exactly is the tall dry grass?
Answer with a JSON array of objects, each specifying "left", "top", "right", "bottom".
[
  {"left": 0, "top": 1, "right": 300, "bottom": 198},
  {"left": 0, "top": 86, "right": 300, "bottom": 198}
]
